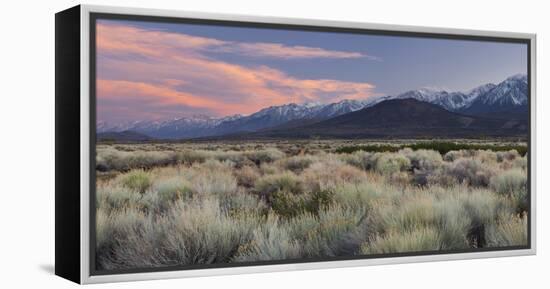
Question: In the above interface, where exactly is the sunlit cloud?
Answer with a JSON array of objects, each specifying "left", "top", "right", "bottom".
[
  {"left": 220, "top": 42, "right": 366, "bottom": 59},
  {"left": 97, "top": 22, "right": 375, "bottom": 60},
  {"left": 96, "top": 21, "right": 378, "bottom": 121}
]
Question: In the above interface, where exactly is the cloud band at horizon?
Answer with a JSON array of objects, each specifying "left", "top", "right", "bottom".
[{"left": 96, "top": 19, "right": 527, "bottom": 124}]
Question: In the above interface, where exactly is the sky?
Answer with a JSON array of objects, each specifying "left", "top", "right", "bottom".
[{"left": 96, "top": 19, "right": 527, "bottom": 123}]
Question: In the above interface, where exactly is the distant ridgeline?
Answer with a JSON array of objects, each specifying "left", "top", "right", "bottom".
[{"left": 97, "top": 74, "right": 528, "bottom": 141}]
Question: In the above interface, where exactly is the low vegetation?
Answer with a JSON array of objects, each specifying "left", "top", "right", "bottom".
[
  {"left": 95, "top": 140, "right": 529, "bottom": 270},
  {"left": 335, "top": 141, "right": 528, "bottom": 156}
]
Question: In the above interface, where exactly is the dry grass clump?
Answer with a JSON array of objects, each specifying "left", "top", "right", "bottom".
[
  {"left": 300, "top": 205, "right": 367, "bottom": 257},
  {"left": 443, "top": 149, "right": 477, "bottom": 162},
  {"left": 119, "top": 170, "right": 152, "bottom": 194},
  {"left": 97, "top": 147, "right": 177, "bottom": 171},
  {"left": 255, "top": 171, "right": 304, "bottom": 196},
  {"left": 400, "top": 148, "right": 443, "bottom": 171},
  {"left": 97, "top": 199, "right": 260, "bottom": 269},
  {"left": 339, "top": 150, "right": 373, "bottom": 170},
  {"left": 95, "top": 142, "right": 529, "bottom": 270},
  {"left": 235, "top": 215, "right": 302, "bottom": 262},
  {"left": 486, "top": 213, "right": 528, "bottom": 247},
  {"left": 302, "top": 159, "right": 366, "bottom": 191},
  {"left": 275, "top": 155, "right": 318, "bottom": 173},
  {"left": 361, "top": 226, "right": 441, "bottom": 254},
  {"left": 153, "top": 177, "right": 192, "bottom": 204},
  {"left": 183, "top": 160, "right": 238, "bottom": 196},
  {"left": 244, "top": 148, "right": 286, "bottom": 164},
  {"left": 162, "top": 199, "right": 258, "bottom": 264},
  {"left": 374, "top": 153, "right": 411, "bottom": 175},
  {"left": 496, "top": 150, "right": 520, "bottom": 162},
  {"left": 490, "top": 169, "right": 527, "bottom": 196},
  {"left": 97, "top": 185, "right": 142, "bottom": 212},
  {"left": 490, "top": 168, "right": 528, "bottom": 212},
  {"left": 445, "top": 158, "right": 497, "bottom": 187},
  {"left": 234, "top": 166, "right": 261, "bottom": 188},
  {"left": 97, "top": 146, "right": 285, "bottom": 172}
]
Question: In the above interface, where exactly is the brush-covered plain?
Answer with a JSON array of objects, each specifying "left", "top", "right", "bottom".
[{"left": 95, "top": 140, "right": 529, "bottom": 270}]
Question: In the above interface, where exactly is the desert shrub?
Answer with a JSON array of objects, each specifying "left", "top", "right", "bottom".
[
  {"left": 443, "top": 150, "right": 476, "bottom": 162},
  {"left": 175, "top": 148, "right": 284, "bottom": 167},
  {"left": 153, "top": 177, "right": 192, "bottom": 204},
  {"left": 244, "top": 148, "right": 285, "bottom": 164},
  {"left": 335, "top": 144, "right": 400, "bottom": 154},
  {"left": 275, "top": 155, "right": 317, "bottom": 173},
  {"left": 496, "top": 150, "right": 520, "bottom": 162},
  {"left": 433, "top": 198, "right": 471, "bottom": 249},
  {"left": 312, "top": 205, "right": 367, "bottom": 256},
  {"left": 446, "top": 158, "right": 497, "bottom": 187},
  {"left": 339, "top": 150, "right": 373, "bottom": 170},
  {"left": 373, "top": 196, "right": 436, "bottom": 234},
  {"left": 221, "top": 191, "right": 267, "bottom": 216},
  {"left": 288, "top": 205, "right": 367, "bottom": 257},
  {"left": 213, "top": 151, "right": 249, "bottom": 167},
  {"left": 176, "top": 149, "right": 210, "bottom": 164},
  {"left": 96, "top": 208, "right": 162, "bottom": 269},
  {"left": 333, "top": 182, "right": 399, "bottom": 211},
  {"left": 486, "top": 214, "right": 528, "bottom": 247},
  {"left": 184, "top": 160, "right": 238, "bottom": 196},
  {"left": 101, "top": 198, "right": 260, "bottom": 268},
  {"left": 388, "top": 171, "right": 412, "bottom": 187},
  {"left": 490, "top": 169, "right": 528, "bottom": 212},
  {"left": 425, "top": 168, "right": 459, "bottom": 187},
  {"left": 374, "top": 153, "right": 411, "bottom": 175},
  {"left": 412, "top": 169, "right": 432, "bottom": 186},
  {"left": 95, "top": 208, "right": 112, "bottom": 251},
  {"left": 476, "top": 150, "right": 499, "bottom": 164},
  {"left": 270, "top": 187, "right": 335, "bottom": 218},
  {"left": 97, "top": 147, "right": 177, "bottom": 171},
  {"left": 308, "top": 189, "right": 336, "bottom": 214},
  {"left": 270, "top": 191, "right": 306, "bottom": 218},
  {"left": 407, "top": 142, "right": 527, "bottom": 156},
  {"left": 119, "top": 170, "right": 152, "bottom": 194},
  {"left": 235, "top": 215, "right": 301, "bottom": 262},
  {"left": 165, "top": 199, "right": 258, "bottom": 264},
  {"left": 234, "top": 166, "right": 261, "bottom": 188},
  {"left": 96, "top": 186, "right": 142, "bottom": 212},
  {"left": 490, "top": 169, "right": 527, "bottom": 196},
  {"left": 399, "top": 148, "right": 443, "bottom": 171},
  {"left": 361, "top": 226, "right": 441, "bottom": 254},
  {"left": 302, "top": 160, "right": 366, "bottom": 191},
  {"left": 512, "top": 156, "right": 528, "bottom": 170},
  {"left": 337, "top": 142, "right": 527, "bottom": 156},
  {"left": 255, "top": 171, "right": 304, "bottom": 197},
  {"left": 459, "top": 189, "right": 509, "bottom": 247},
  {"left": 259, "top": 163, "right": 282, "bottom": 175},
  {"left": 407, "top": 149, "right": 447, "bottom": 186}
]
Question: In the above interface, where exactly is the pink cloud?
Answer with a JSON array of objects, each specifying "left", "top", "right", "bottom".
[
  {"left": 96, "top": 21, "right": 378, "bottom": 120},
  {"left": 97, "top": 22, "right": 372, "bottom": 60},
  {"left": 222, "top": 42, "right": 366, "bottom": 59},
  {"left": 97, "top": 79, "right": 249, "bottom": 116}
]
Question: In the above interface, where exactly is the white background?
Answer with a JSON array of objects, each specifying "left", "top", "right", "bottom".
[{"left": 0, "top": 0, "right": 547, "bottom": 287}]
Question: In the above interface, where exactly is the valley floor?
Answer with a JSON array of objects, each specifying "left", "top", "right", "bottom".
[{"left": 95, "top": 140, "right": 529, "bottom": 271}]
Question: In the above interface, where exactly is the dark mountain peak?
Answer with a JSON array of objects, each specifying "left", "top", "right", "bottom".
[
  {"left": 351, "top": 97, "right": 452, "bottom": 118},
  {"left": 244, "top": 97, "right": 527, "bottom": 139},
  {"left": 375, "top": 97, "right": 440, "bottom": 107}
]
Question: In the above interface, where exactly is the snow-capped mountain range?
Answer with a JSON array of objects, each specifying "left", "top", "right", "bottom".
[
  {"left": 393, "top": 74, "right": 527, "bottom": 112},
  {"left": 98, "top": 74, "right": 528, "bottom": 139}
]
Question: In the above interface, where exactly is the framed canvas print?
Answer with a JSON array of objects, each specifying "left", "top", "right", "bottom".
[{"left": 55, "top": 4, "right": 536, "bottom": 284}]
